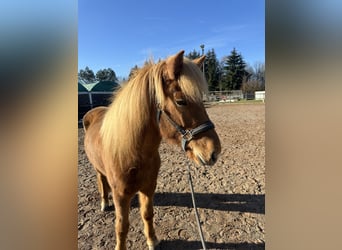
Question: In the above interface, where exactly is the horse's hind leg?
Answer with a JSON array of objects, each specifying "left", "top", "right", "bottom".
[
  {"left": 139, "top": 191, "right": 159, "bottom": 249},
  {"left": 96, "top": 172, "right": 110, "bottom": 211}
]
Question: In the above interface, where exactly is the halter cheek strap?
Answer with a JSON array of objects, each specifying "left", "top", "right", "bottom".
[{"left": 157, "top": 109, "right": 215, "bottom": 151}]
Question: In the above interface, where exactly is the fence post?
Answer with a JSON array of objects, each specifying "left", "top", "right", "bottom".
[{"left": 89, "top": 92, "right": 93, "bottom": 109}]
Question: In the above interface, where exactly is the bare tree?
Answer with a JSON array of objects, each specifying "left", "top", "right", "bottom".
[{"left": 245, "top": 62, "right": 265, "bottom": 91}]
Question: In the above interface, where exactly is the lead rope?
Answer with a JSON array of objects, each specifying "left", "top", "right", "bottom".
[
  {"left": 186, "top": 161, "right": 207, "bottom": 250},
  {"left": 157, "top": 107, "right": 210, "bottom": 249}
]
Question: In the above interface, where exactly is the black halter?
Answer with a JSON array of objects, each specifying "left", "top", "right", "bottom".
[{"left": 157, "top": 108, "right": 215, "bottom": 151}]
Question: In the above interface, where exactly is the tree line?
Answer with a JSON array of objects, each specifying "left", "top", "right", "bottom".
[
  {"left": 79, "top": 47, "right": 264, "bottom": 93},
  {"left": 78, "top": 67, "right": 118, "bottom": 83},
  {"left": 186, "top": 48, "right": 265, "bottom": 93}
]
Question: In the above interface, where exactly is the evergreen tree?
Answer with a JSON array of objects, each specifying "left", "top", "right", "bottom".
[
  {"left": 222, "top": 48, "right": 248, "bottom": 90},
  {"left": 128, "top": 65, "right": 139, "bottom": 80},
  {"left": 218, "top": 59, "right": 226, "bottom": 91},
  {"left": 204, "top": 49, "right": 221, "bottom": 91},
  {"left": 78, "top": 66, "right": 96, "bottom": 83},
  {"left": 96, "top": 68, "right": 118, "bottom": 82},
  {"left": 186, "top": 49, "right": 201, "bottom": 60}
]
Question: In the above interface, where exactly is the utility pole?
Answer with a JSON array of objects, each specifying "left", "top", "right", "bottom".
[{"left": 200, "top": 44, "right": 205, "bottom": 78}]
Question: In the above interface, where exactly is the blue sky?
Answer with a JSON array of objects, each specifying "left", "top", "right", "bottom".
[{"left": 79, "top": 0, "right": 264, "bottom": 78}]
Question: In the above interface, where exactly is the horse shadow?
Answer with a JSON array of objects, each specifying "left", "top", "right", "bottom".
[
  {"left": 131, "top": 193, "right": 265, "bottom": 214},
  {"left": 104, "top": 193, "right": 264, "bottom": 215},
  {"left": 156, "top": 240, "right": 265, "bottom": 250},
  {"left": 106, "top": 193, "right": 265, "bottom": 249}
]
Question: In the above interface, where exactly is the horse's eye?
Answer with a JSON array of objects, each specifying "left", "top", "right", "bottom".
[
  {"left": 173, "top": 90, "right": 186, "bottom": 106},
  {"left": 175, "top": 99, "right": 187, "bottom": 106}
]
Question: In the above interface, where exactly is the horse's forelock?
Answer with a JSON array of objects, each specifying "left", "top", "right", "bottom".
[{"left": 178, "top": 58, "right": 208, "bottom": 103}]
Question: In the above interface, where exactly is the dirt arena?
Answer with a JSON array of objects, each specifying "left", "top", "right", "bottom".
[{"left": 78, "top": 103, "right": 265, "bottom": 250}]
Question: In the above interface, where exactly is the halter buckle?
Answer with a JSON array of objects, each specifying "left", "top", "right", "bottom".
[{"left": 182, "top": 130, "right": 193, "bottom": 141}]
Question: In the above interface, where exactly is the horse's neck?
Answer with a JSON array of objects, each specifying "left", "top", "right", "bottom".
[{"left": 140, "top": 108, "right": 162, "bottom": 155}]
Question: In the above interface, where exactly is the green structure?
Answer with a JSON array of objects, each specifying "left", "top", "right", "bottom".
[{"left": 78, "top": 81, "right": 120, "bottom": 124}]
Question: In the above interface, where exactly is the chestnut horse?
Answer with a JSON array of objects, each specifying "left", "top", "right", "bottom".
[{"left": 82, "top": 50, "right": 221, "bottom": 250}]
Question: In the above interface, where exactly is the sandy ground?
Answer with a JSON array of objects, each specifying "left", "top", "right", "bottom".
[{"left": 78, "top": 103, "right": 265, "bottom": 250}]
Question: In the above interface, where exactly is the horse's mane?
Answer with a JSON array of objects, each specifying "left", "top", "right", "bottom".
[{"left": 100, "top": 57, "right": 208, "bottom": 167}]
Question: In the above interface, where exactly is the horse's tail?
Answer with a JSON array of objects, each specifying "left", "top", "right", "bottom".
[{"left": 82, "top": 106, "right": 108, "bottom": 132}]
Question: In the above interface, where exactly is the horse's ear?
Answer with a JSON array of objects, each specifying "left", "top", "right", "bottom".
[
  {"left": 193, "top": 55, "right": 206, "bottom": 68},
  {"left": 165, "top": 50, "right": 184, "bottom": 80}
]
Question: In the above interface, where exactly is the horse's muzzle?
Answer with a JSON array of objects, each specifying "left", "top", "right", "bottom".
[{"left": 190, "top": 145, "right": 220, "bottom": 166}]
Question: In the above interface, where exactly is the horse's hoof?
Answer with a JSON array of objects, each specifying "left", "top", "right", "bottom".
[
  {"left": 148, "top": 245, "right": 157, "bottom": 250},
  {"left": 147, "top": 238, "right": 160, "bottom": 250},
  {"left": 101, "top": 202, "right": 111, "bottom": 212}
]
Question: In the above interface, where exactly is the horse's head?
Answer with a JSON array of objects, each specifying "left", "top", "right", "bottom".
[{"left": 157, "top": 50, "right": 221, "bottom": 166}]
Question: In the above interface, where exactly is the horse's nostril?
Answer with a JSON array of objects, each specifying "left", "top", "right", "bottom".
[{"left": 211, "top": 152, "right": 218, "bottom": 163}]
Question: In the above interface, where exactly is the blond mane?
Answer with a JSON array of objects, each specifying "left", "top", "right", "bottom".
[{"left": 100, "top": 57, "right": 208, "bottom": 167}]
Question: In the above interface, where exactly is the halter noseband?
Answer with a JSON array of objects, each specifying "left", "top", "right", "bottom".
[{"left": 157, "top": 108, "right": 215, "bottom": 151}]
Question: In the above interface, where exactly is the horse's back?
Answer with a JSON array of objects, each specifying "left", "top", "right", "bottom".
[
  {"left": 83, "top": 106, "right": 108, "bottom": 174},
  {"left": 83, "top": 106, "right": 108, "bottom": 131}
]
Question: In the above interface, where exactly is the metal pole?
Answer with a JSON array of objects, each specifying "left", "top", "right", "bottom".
[{"left": 200, "top": 44, "right": 205, "bottom": 78}]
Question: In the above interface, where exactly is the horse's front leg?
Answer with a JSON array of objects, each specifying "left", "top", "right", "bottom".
[
  {"left": 139, "top": 189, "right": 159, "bottom": 250},
  {"left": 112, "top": 192, "right": 131, "bottom": 250}
]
